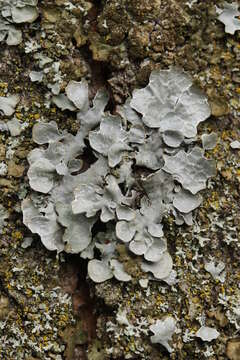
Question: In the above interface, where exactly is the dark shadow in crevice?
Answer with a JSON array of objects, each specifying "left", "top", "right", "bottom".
[{"left": 80, "top": 43, "right": 116, "bottom": 112}]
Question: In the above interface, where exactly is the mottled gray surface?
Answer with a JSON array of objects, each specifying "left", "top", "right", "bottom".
[{"left": 0, "top": 1, "right": 240, "bottom": 359}]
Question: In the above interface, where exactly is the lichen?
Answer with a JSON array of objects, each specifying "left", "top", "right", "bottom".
[
  {"left": 22, "top": 68, "right": 216, "bottom": 290},
  {"left": 0, "top": 0, "right": 39, "bottom": 45},
  {"left": 216, "top": 2, "right": 240, "bottom": 35},
  {"left": 0, "top": 0, "right": 239, "bottom": 358}
]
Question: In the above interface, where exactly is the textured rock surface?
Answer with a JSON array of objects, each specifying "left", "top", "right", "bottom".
[{"left": 0, "top": 0, "right": 240, "bottom": 359}]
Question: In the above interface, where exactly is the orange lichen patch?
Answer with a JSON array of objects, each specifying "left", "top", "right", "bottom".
[
  {"left": 236, "top": 169, "right": 240, "bottom": 182},
  {"left": 15, "top": 112, "right": 23, "bottom": 119},
  {"left": 221, "top": 52, "right": 234, "bottom": 62},
  {"left": 221, "top": 168, "right": 233, "bottom": 181},
  {"left": 0, "top": 82, "right": 8, "bottom": 88},
  {"left": 12, "top": 231, "right": 23, "bottom": 241}
]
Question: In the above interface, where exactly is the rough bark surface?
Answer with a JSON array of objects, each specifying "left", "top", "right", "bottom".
[{"left": 0, "top": 0, "right": 240, "bottom": 359}]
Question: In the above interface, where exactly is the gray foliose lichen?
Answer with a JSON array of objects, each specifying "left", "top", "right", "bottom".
[
  {"left": 22, "top": 68, "right": 216, "bottom": 284},
  {"left": 0, "top": 0, "right": 39, "bottom": 45}
]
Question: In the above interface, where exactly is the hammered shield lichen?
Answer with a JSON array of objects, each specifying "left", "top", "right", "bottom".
[{"left": 22, "top": 68, "right": 216, "bottom": 285}]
